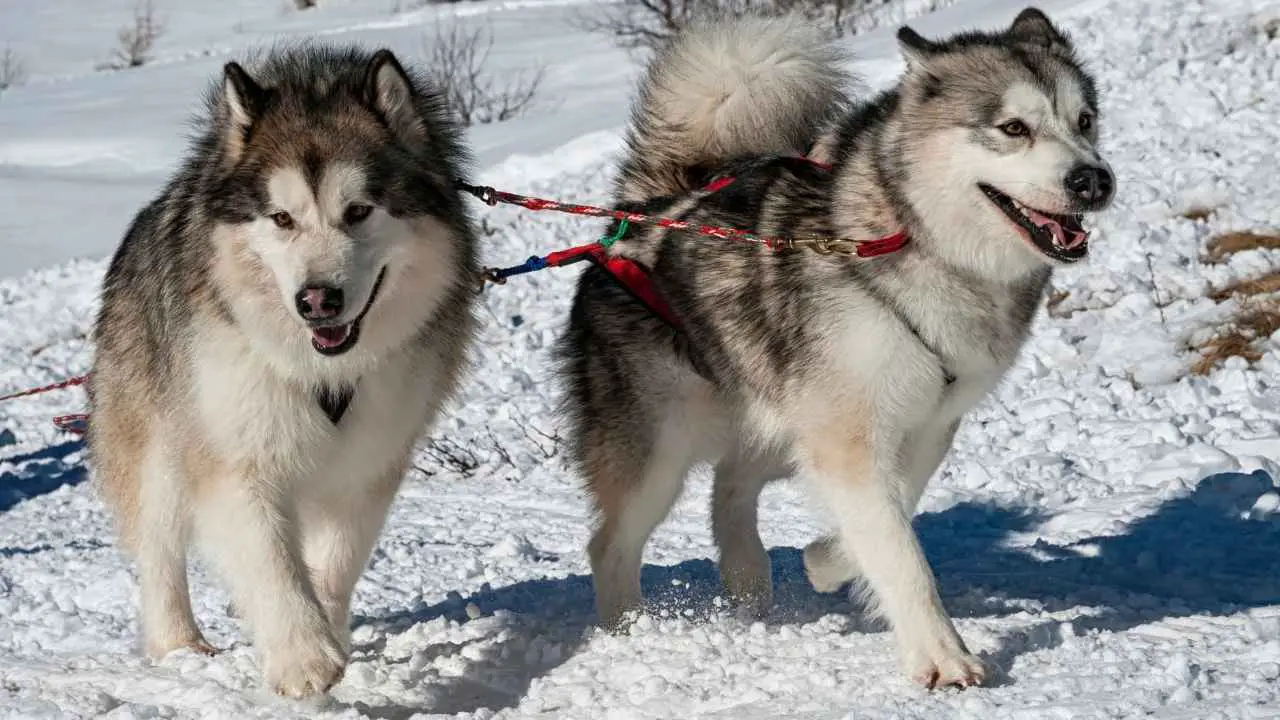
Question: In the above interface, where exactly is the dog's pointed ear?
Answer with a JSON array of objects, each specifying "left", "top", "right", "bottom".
[
  {"left": 364, "top": 49, "right": 424, "bottom": 144},
  {"left": 221, "top": 61, "right": 268, "bottom": 163},
  {"left": 1008, "top": 7, "right": 1072, "bottom": 53},
  {"left": 897, "top": 26, "right": 940, "bottom": 69}
]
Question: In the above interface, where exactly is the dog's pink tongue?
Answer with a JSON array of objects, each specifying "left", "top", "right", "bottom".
[
  {"left": 1023, "top": 207, "right": 1065, "bottom": 244},
  {"left": 311, "top": 325, "right": 351, "bottom": 349},
  {"left": 1024, "top": 207, "right": 1087, "bottom": 249},
  {"left": 1063, "top": 228, "right": 1088, "bottom": 249}
]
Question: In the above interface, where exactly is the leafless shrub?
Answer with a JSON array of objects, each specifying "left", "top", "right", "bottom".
[
  {"left": 571, "top": 0, "right": 889, "bottom": 51},
  {"left": 112, "top": 0, "right": 165, "bottom": 69},
  {"left": 485, "top": 426, "right": 516, "bottom": 468},
  {"left": 511, "top": 407, "right": 561, "bottom": 460},
  {"left": 415, "top": 436, "right": 481, "bottom": 476},
  {"left": 0, "top": 46, "right": 27, "bottom": 94},
  {"left": 424, "top": 19, "right": 545, "bottom": 126}
]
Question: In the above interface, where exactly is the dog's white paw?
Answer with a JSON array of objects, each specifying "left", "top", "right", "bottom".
[
  {"left": 907, "top": 649, "right": 987, "bottom": 690},
  {"left": 144, "top": 623, "right": 217, "bottom": 660},
  {"left": 261, "top": 629, "right": 348, "bottom": 698}
]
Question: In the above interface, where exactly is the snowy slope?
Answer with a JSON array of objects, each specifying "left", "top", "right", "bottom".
[{"left": 3, "top": 0, "right": 1280, "bottom": 718}]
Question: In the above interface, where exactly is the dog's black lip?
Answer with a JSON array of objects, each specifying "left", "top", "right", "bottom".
[
  {"left": 310, "top": 267, "right": 388, "bottom": 357},
  {"left": 979, "top": 184, "right": 1089, "bottom": 264}
]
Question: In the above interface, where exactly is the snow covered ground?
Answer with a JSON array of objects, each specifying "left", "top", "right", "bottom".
[{"left": 3, "top": 0, "right": 1280, "bottom": 717}]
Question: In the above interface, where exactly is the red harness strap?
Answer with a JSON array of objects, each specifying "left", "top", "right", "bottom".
[
  {"left": 591, "top": 156, "right": 908, "bottom": 329},
  {"left": 853, "top": 230, "right": 910, "bottom": 258},
  {"left": 596, "top": 252, "right": 681, "bottom": 328},
  {"left": 699, "top": 156, "right": 907, "bottom": 259},
  {"left": 543, "top": 242, "right": 681, "bottom": 328}
]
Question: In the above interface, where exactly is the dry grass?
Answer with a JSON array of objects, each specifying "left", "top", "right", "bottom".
[
  {"left": 1192, "top": 226, "right": 1280, "bottom": 374},
  {"left": 1045, "top": 288, "right": 1071, "bottom": 318},
  {"left": 1181, "top": 206, "right": 1217, "bottom": 222},
  {"left": 1203, "top": 230, "right": 1280, "bottom": 263},
  {"left": 1209, "top": 270, "right": 1280, "bottom": 302},
  {"left": 1190, "top": 302, "right": 1280, "bottom": 375}
]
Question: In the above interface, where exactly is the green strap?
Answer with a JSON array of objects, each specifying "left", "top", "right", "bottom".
[{"left": 599, "top": 219, "right": 629, "bottom": 249}]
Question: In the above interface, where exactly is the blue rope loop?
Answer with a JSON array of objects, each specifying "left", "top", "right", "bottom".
[
  {"left": 490, "top": 255, "right": 549, "bottom": 282},
  {"left": 479, "top": 220, "right": 631, "bottom": 290}
]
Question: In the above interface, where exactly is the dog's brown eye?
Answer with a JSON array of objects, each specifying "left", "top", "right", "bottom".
[
  {"left": 1078, "top": 111, "right": 1093, "bottom": 132},
  {"left": 999, "top": 119, "right": 1030, "bottom": 137},
  {"left": 344, "top": 204, "right": 373, "bottom": 225},
  {"left": 271, "top": 211, "right": 294, "bottom": 230}
]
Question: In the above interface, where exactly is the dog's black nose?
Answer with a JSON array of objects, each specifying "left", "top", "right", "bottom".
[
  {"left": 295, "top": 285, "right": 344, "bottom": 321},
  {"left": 1064, "top": 165, "right": 1114, "bottom": 207}
]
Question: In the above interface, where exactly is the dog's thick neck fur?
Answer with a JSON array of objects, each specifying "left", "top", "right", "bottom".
[
  {"left": 680, "top": 88, "right": 1049, "bottom": 390},
  {"left": 808, "top": 87, "right": 1052, "bottom": 293}
]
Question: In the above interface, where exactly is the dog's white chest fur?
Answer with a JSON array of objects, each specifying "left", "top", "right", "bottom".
[{"left": 190, "top": 321, "right": 436, "bottom": 488}]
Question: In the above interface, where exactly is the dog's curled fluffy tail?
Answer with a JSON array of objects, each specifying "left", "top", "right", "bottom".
[{"left": 613, "top": 15, "right": 854, "bottom": 204}]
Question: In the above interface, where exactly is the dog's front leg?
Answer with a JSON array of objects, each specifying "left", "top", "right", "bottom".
[
  {"left": 796, "top": 428, "right": 985, "bottom": 689},
  {"left": 196, "top": 469, "right": 346, "bottom": 698},
  {"left": 803, "top": 419, "right": 961, "bottom": 593},
  {"left": 301, "top": 463, "right": 407, "bottom": 653}
]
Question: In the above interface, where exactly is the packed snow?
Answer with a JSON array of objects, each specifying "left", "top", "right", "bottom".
[{"left": 2, "top": 0, "right": 1280, "bottom": 717}]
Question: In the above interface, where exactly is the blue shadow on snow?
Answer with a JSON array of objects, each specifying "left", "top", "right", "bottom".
[
  {"left": 0, "top": 438, "right": 87, "bottom": 513},
  {"left": 349, "top": 469, "right": 1280, "bottom": 716}
]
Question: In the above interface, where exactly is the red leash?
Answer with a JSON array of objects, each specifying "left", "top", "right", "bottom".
[
  {"left": 472, "top": 157, "right": 910, "bottom": 332},
  {"left": 0, "top": 375, "right": 90, "bottom": 435},
  {"left": 457, "top": 158, "right": 909, "bottom": 259},
  {"left": 3, "top": 161, "right": 909, "bottom": 435},
  {"left": 0, "top": 374, "right": 88, "bottom": 402}
]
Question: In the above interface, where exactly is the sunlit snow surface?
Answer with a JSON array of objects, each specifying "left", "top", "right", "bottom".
[{"left": 2, "top": 0, "right": 1279, "bottom": 717}]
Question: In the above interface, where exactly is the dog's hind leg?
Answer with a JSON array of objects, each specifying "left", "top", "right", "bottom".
[
  {"left": 132, "top": 444, "right": 213, "bottom": 659},
  {"left": 711, "top": 446, "right": 788, "bottom": 617},
  {"left": 802, "top": 534, "right": 857, "bottom": 594},
  {"left": 586, "top": 414, "right": 697, "bottom": 630},
  {"left": 796, "top": 421, "right": 984, "bottom": 689}
]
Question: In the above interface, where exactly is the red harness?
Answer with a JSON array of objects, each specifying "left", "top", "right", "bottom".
[{"left": 596, "top": 157, "right": 909, "bottom": 329}]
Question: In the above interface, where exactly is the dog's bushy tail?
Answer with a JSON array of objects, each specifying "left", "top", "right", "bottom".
[{"left": 612, "top": 15, "right": 854, "bottom": 204}]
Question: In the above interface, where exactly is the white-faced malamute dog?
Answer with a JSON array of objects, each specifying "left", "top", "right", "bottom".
[
  {"left": 88, "top": 45, "right": 478, "bottom": 697},
  {"left": 556, "top": 8, "right": 1113, "bottom": 689}
]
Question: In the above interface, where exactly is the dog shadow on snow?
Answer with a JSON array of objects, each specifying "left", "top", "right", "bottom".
[
  {"left": 0, "top": 438, "right": 86, "bottom": 515},
  {"left": 345, "top": 468, "right": 1280, "bottom": 717}
]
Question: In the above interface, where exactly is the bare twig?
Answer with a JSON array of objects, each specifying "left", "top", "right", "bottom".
[
  {"left": 569, "top": 0, "right": 880, "bottom": 50},
  {"left": 416, "top": 436, "right": 481, "bottom": 476},
  {"left": 485, "top": 426, "right": 516, "bottom": 468},
  {"left": 424, "top": 19, "right": 545, "bottom": 126},
  {"left": 0, "top": 46, "right": 27, "bottom": 93},
  {"left": 511, "top": 407, "right": 562, "bottom": 459},
  {"left": 112, "top": 0, "right": 165, "bottom": 69}
]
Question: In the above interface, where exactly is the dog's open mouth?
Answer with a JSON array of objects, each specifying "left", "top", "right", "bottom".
[
  {"left": 979, "top": 184, "right": 1089, "bottom": 263},
  {"left": 309, "top": 268, "right": 387, "bottom": 357}
]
